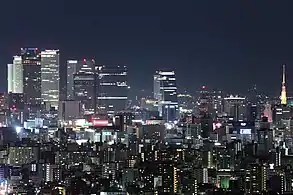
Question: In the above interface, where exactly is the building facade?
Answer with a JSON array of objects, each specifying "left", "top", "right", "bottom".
[
  {"left": 154, "top": 70, "right": 178, "bottom": 122},
  {"left": 41, "top": 50, "right": 60, "bottom": 110},
  {"left": 22, "top": 48, "right": 42, "bottom": 108},
  {"left": 7, "top": 56, "right": 23, "bottom": 94},
  {"left": 97, "top": 65, "right": 128, "bottom": 116},
  {"left": 73, "top": 60, "right": 96, "bottom": 113},
  {"left": 223, "top": 95, "right": 246, "bottom": 121},
  {"left": 66, "top": 60, "right": 78, "bottom": 100}
]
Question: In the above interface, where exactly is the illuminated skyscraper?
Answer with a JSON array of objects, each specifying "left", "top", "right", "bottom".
[
  {"left": 199, "top": 86, "right": 211, "bottom": 116},
  {"left": 223, "top": 95, "right": 246, "bottom": 121},
  {"left": 41, "top": 50, "right": 60, "bottom": 110},
  {"left": 66, "top": 60, "right": 78, "bottom": 100},
  {"left": 73, "top": 59, "right": 96, "bottom": 113},
  {"left": 153, "top": 74, "right": 161, "bottom": 100},
  {"left": 97, "top": 65, "right": 128, "bottom": 116},
  {"left": 7, "top": 56, "right": 23, "bottom": 94},
  {"left": 280, "top": 65, "right": 287, "bottom": 105},
  {"left": 7, "top": 64, "right": 13, "bottom": 93},
  {"left": 21, "top": 48, "right": 42, "bottom": 108},
  {"left": 13, "top": 56, "right": 23, "bottom": 93},
  {"left": 154, "top": 70, "right": 178, "bottom": 122}
]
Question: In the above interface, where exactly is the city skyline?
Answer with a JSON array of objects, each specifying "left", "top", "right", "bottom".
[
  {"left": 2, "top": 1, "right": 293, "bottom": 194},
  {"left": 1, "top": 1, "right": 293, "bottom": 94},
  {"left": 5, "top": 48, "right": 291, "bottom": 98}
]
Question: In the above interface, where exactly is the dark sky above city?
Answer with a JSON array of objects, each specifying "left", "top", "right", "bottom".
[{"left": 0, "top": 0, "right": 293, "bottom": 95}]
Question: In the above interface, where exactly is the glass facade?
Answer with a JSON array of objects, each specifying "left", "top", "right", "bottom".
[
  {"left": 41, "top": 50, "right": 60, "bottom": 110},
  {"left": 22, "top": 48, "right": 41, "bottom": 108},
  {"left": 154, "top": 71, "right": 178, "bottom": 122},
  {"left": 73, "top": 60, "right": 96, "bottom": 113},
  {"left": 97, "top": 65, "right": 128, "bottom": 116},
  {"left": 66, "top": 60, "right": 78, "bottom": 100}
]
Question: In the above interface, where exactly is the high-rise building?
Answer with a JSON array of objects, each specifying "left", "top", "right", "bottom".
[
  {"left": 66, "top": 60, "right": 78, "bottom": 100},
  {"left": 198, "top": 86, "right": 214, "bottom": 117},
  {"left": 7, "top": 64, "right": 13, "bottom": 93},
  {"left": 223, "top": 95, "right": 246, "bottom": 121},
  {"left": 280, "top": 65, "right": 287, "bottom": 105},
  {"left": 73, "top": 59, "right": 96, "bottom": 113},
  {"left": 21, "top": 48, "right": 41, "bottom": 108},
  {"left": 7, "top": 93, "right": 25, "bottom": 125},
  {"left": 7, "top": 56, "right": 23, "bottom": 94},
  {"left": 41, "top": 50, "right": 60, "bottom": 110},
  {"left": 12, "top": 56, "right": 23, "bottom": 93},
  {"left": 153, "top": 74, "right": 161, "bottom": 101},
  {"left": 153, "top": 70, "right": 178, "bottom": 122},
  {"left": 97, "top": 65, "right": 128, "bottom": 116}
]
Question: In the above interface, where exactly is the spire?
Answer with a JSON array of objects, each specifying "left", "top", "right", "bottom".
[
  {"left": 283, "top": 64, "right": 286, "bottom": 84},
  {"left": 280, "top": 64, "right": 287, "bottom": 105}
]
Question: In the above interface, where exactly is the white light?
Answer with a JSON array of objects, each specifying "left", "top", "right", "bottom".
[
  {"left": 15, "top": 126, "right": 22, "bottom": 134},
  {"left": 164, "top": 123, "right": 173, "bottom": 130}
]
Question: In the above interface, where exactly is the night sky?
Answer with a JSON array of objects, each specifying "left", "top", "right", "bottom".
[{"left": 0, "top": 1, "right": 293, "bottom": 95}]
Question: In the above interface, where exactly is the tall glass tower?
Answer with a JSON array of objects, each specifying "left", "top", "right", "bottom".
[
  {"left": 21, "top": 48, "right": 41, "bottom": 108},
  {"left": 66, "top": 60, "right": 78, "bottom": 100},
  {"left": 154, "top": 70, "right": 178, "bottom": 122},
  {"left": 97, "top": 65, "right": 128, "bottom": 116},
  {"left": 73, "top": 59, "right": 96, "bottom": 114},
  {"left": 41, "top": 50, "right": 60, "bottom": 110},
  {"left": 7, "top": 56, "right": 23, "bottom": 94}
]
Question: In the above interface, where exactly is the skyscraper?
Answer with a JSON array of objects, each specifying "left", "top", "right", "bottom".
[
  {"left": 97, "top": 65, "right": 128, "bottom": 116},
  {"left": 73, "top": 59, "right": 96, "bottom": 113},
  {"left": 280, "top": 65, "right": 287, "bottom": 105},
  {"left": 153, "top": 74, "right": 161, "bottom": 100},
  {"left": 223, "top": 95, "right": 246, "bottom": 121},
  {"left": 66, "top": 60, "right": 78, "bottom": 100},
  {"left": 21, "top": 48, "right": 42, "bottom": 108},
  {"left": 7, "top": 64, "right": 13, "bottom": 93},
  {"left": 13, "top": 56, "right": 23, "bottom": 93},
  {"left": 7, "top": 56, "right": 23, "bottom": 94},
  {"left": 199, "top": 86, "right": 212, "bottom": 116},
  {"left": 154, "top": 70, "right": 178, "bottom": 122},
  {"left": 41, "top": 50, "right": 60, "bottom": 110}
]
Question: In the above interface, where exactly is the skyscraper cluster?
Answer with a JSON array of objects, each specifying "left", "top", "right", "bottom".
[
  {"left": 6, "top": 48, "right": 131, "bottom": 127},
  {"left": 3, "top": 47, "right": 293, "bottom": 194}
]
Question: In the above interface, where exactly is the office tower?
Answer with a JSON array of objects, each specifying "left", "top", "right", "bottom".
[
  {"left": 66, "top": 60, "right": 78, "bottom": 100},
  {"left": 21, "top": 48, "right": 41, "bottom": 108},
  {"left": 7, "top": 64, "right": 13, "bottom": 93},
  {"left": 280, "top": 65, "right": 287, "bottom": 105},
  {"left": 247, "top": 85, "right": 260, "bottom": 122},
  {"left": 223, "top": 95, "right": 246, "bottom": 121},
  {"left": 199, "top": 86, "right": 213, "bottom": 116},
  {"left": 73, "top": 59, "right": 96, "bottom": 113},
  {"left": 13, "top": 56, "right": 23, "bottom": 93},
  {"left": 41, "top": 50, "right": 60, "bottom": 110},
  {"left": 153, "top": 70, "right": 178, "bottom": 122},
  {"left": 97, "top": 65, "right": 128, "bottom": 116},
  {"left": 7, "top": 56, "right": 23, "bottom": 94},
  {"left": 153, "top": 74, "right": 161, "bottom": 100}
]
